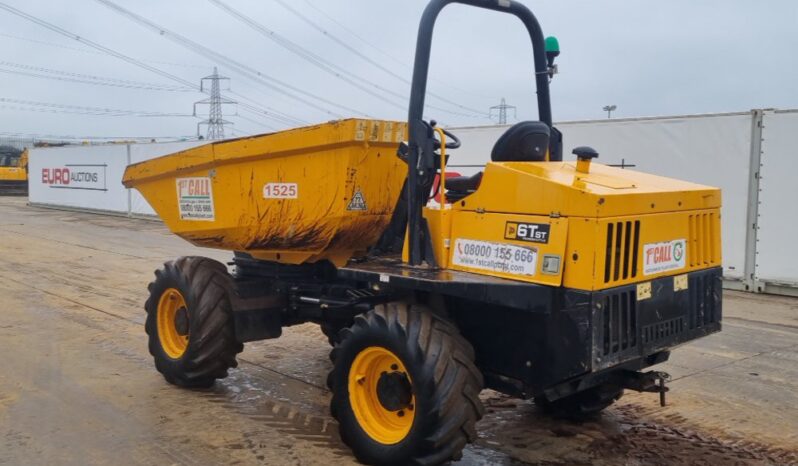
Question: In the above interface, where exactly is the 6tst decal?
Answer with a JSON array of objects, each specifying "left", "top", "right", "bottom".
[{"left": 505, "top": 222, "right": 550, "bottom": 244}]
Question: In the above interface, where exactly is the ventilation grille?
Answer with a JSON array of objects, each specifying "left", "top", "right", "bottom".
[
  {"left": 604, "top": 221, "right": 641, "bottom": 283},
  {"left": 643, "top": 317, "right": 685, "bottom": 345},
  {"left": 601, "top": 290, "right": 638, "bottom": 357},
  {"left": 688, "top": 272, "right": 719, "bottom": 329},
  {"left": 689, "top": 213, "right": 716, "bottom": 267}
]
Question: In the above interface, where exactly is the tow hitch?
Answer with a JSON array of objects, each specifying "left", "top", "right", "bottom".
[{"left": 618, "top": 370, "right": 671, "bottom": 407}]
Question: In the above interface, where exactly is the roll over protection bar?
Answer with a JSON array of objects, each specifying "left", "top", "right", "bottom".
[{"left": 404, "top": 0, "right": 553, "bottom": 266}]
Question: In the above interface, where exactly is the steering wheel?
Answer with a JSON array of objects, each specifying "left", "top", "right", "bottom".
[{"left": 430, "top": 121, "right": 461, "bottom": 150}]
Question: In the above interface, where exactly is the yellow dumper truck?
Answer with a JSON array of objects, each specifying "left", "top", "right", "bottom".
[
  {"left": 124, "top": 1, "right": 722, "bottom": 464},
  {"left": 0, "top": 147, "right": 28, "bottom": 195}
]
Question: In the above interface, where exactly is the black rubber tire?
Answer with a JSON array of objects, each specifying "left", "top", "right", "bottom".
[
  {"left": 328, "top": 302, "right": 484, "bottom": 466},
  {"left": 320, "top": 322, "right": 341, "bottom": 346},
  {"left": 535, "top": 384, "right": 624, "bottom": 420},
  {"left": 145, "top": 256, "right": 243, "bottom": 388},
  {"left": 320, "top": 320, "right": 353, "bottom": 346}
]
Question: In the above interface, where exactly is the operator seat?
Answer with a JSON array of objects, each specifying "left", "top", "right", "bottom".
[
  {"left": 445, "top": 121, "right": 551, "bottom": 201},
  {"left": 491, "top": 121, "right": 550, "bottom": 162}
]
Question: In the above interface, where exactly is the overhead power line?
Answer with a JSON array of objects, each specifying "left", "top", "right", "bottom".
[
  {"left": 0, "top": 104, "right": 190, "bottom": 118},
  {"left": 93, "top": 0, "right": 369, "bottom": 118},
  {"left": 271, "top": 0, "right": 492, "bottom": 116},
  {"left": 208, "top": 0, "right": 486, "bottom": 120},
  {"left": 208, "top": 0, "right": 406, "bottom": 112},
  {"left": 227, "top": 90, "right": 307, "bottom": 126},
  {"left": 0, "top": 130, "right": 199, "bottom": 142},
  {"left": 229, "top": 128, "right": 253, "bottom": 138},
  {"left": 0, "top": 31, "right": 210, "bottom": 70},
  {"left": 296, "top": 0, "right": 499, "bottom": 102},
  {"left": 0, "top": 61, "right": 195, "bottom": 92},
  {"left": 0, "top": 4, "right": 197, "bottom": 92},
  {"left": 0, "top": 68, "right": 192, "bottom": 92},
  {"left": 235, "top": 113, "right": 277, "bottom": 133},
  {"left": 0, "top": 2, "right": 305, "bottom": 129},
  {"left": 0, "top": 97, "right": 194, "bottom": 117},
  {"left": 298, "top": 0, "right": 406, "bottom": 68}
]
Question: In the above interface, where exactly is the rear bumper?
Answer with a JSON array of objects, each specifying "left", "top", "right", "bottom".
[
  {"left": 343, "top": 260, "right": 723, "bottom": 399},
  {"left": 475, "top": 267, "right": 722, "bottom": 398},
  {"left": 591, "top": 267, "right": 722, "bottom": 372},
  {"left": 0, "top": 180, "right": 28, "bottom": 195}
]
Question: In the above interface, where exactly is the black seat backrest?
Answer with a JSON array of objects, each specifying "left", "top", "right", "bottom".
[{"left": 491, "top": 121, "right": 551, "bottom": 162}]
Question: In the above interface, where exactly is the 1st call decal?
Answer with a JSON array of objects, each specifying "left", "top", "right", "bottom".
[
  {"left": 505, "top": 222, "right": 550, "bottom": 244},
  {"left": 643, "top": 239, "right": 686, "bottom": 275},
  {"left": 177, "top": 177, "right": 215, "bottom": 221}
]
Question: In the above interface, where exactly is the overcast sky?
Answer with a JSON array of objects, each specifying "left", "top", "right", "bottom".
[{"left": 0, "top": 0, "right": 796, "bottom": 140}]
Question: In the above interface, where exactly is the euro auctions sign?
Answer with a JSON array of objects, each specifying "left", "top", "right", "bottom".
[
  {"left": 41, "top": 165, "right": 108, "bottom": 191},
  {"left": 643, "top": 239, "right": 686, "bottom": 275}
]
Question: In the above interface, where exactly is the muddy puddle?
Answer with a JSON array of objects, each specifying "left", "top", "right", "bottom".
[{"left": 199, "top": 365, "right": 798, "bottom": 466}]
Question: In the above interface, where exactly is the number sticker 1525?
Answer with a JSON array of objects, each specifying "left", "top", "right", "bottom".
[{"left": 263, "top": 182, "right": 298, "bottom": 199}]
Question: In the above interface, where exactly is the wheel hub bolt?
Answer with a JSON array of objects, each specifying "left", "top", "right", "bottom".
[{"left": 376, "top": 371, "right": 413, "bottom": 412}]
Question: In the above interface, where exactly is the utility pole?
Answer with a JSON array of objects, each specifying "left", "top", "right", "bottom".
[
  {"left": 490, "top": 97, "right": 517, "bottom": 125},
  {"left": 194, "top": 67, "right": 236, "bottom": 140},
  {"left": 603, "top": 104, "right": 617, "bottom": 119}
]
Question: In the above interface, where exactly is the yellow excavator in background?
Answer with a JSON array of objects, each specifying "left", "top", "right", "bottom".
[
  {"left": 0, "top": 147, "right": 28, "bottom": 195},
  {"left": 123, "top": 0, "right": 722, "bottom": 464}
]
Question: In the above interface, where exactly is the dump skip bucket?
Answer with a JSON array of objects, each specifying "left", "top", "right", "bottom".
[{"left": 123, "top": 119, "right": 407, "bottom": 265}]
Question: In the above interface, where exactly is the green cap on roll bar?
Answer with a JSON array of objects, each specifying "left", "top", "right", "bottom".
[
  {"left": 545, "top": 36, "right": 560, "bottom": 71},
  {"left": 545, "top": 36, "right": 560, "bottom": 54}
]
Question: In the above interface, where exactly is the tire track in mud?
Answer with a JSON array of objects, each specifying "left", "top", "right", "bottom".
[
  {"left": 604, "top": 403, "right": 798, "bottom": 466},
  {"left": 478, "top": 393, "right": 798, "bottom": 466},
  {"left": 197, "top": 383, "right": 349, "bottom": 456}
]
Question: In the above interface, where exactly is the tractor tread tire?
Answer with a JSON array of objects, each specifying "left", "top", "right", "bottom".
[
  {"left": 145, "top": 256, "right": 243, "bottom": 388},
  {"left": 321, "top": 321, "right": 351, "bottom": 347},
  {"left": 535, "top": 384, "right": 624, "bottom": 420},
  {"left": 329, "top": 302, "right": 484, "bottom": 466}
]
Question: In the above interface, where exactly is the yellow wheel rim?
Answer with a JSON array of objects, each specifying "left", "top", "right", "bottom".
[
  {"left": 157, "top": 288, "right": 189, "bottom": 359},
  {"left": 348, "top": 346, "right": 415, "bottom": 445}
]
